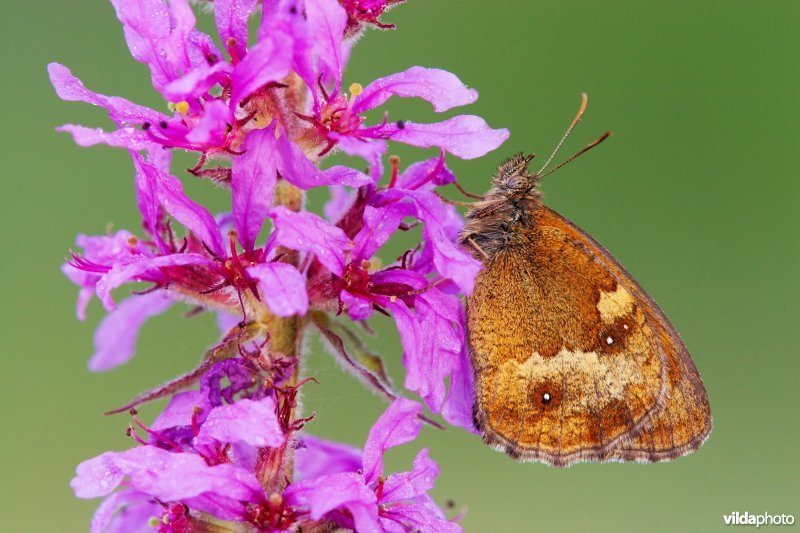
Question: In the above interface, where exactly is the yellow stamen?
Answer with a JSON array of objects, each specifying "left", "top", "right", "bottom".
[
  {"left": 174, "top": 101, "right": 190, "bottom": 114},
  {"left": 349, "top": 82, "right": 363, "bottom": 97}
]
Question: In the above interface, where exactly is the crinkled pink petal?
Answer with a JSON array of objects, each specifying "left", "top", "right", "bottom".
[
  {"left": 341, "top": 290, "right": 374, "bottom": 321},
  {"left": 410, "top": 202, "right": 462, "bottom": 278},
  {"left": 198, "top": 397, "right": 284, "bottom": 447},
  {"left": 354, "top": 67, "right": 478, "bottom": 114},
  {"left": 302, "top": 0, "right": 348, "bottom": 94},
  {"left": 131, "top": 152, "right": 169, "bottom": 252},
  {"left": 381, "top": 448, "right": 438, "bottom": 503},
  {"left": 404, "top": 190, "right": 481, "bottom": 295},
  {"left": 323, "top": 185, "right": 355, "bottom": 223},
  {"left": 162, "top": 61, "right": 232, "bottom": 101},
  {"left": 183, "top": 99, "right": 231, "bottom": 148},
  {"left": 232, "top": 124, "right": 278, "bottom": 250},
  {"left": 110, "top": 0, "right": 198, "bottom": 92},
  {"left": 369, "top": 115, "right": 509, "bottom": 159},
  {"left": 441, "top": 344, "right": 479, "bottom": 434},
  {"left": 96, "top": 253, "right": 210, "bottom": 310},
  {"left": 380, "top": 493, "right": 462, "bottom": 533},
  {"left": 230, "top": 29, "right": 293, "bottom": 108},
  {"left": 72, "top": 446, "right": 263, "bottom": 520},
  {"left": 362, "top": 398, "right": 423, "bottom": 483},
  {"left": 284, "top": 472, "right": 380, "bottom": 533},
  {"left": 90, "top": 490, "right": 158, "bottom": 533},
  {"left": 276, "top": 136, "right": 372, "bottom": 189},
  {"left": 395, "top": 150, "right": 455, "bottom": 191},
  {"left": 269, "top": 206, "right": 351, "bottom": 276},
  {"left": 48, "top": 63, "right": 166, "bottom": 126},
  {"left": 89, "top": 290, "right": 174, "bottom": 372},
  {"left": 389, "top": 291, "right": 463, "bottom": 413},
  {"left": 247, "top": 262, "right": 309, "bottom": 317},
  {"left": 353, "top": 203, "right": 414, "bottom": 262},
  {"left": 214, "top": 0, "right": 258, "bottom": 61},
  {"left": 56, "top": 124, "right": 153, "bottom": 151},
  {"left": 152, "top": 163, "right": 226, "bottom": 257},
  {"left": 295, "top": 435, "right": 363, "bottom": 481},
  {"left": 152, "top": 390, "right": 206, "bottom": 431}
]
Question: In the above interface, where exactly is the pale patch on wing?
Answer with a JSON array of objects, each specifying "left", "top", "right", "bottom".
[
  {"left": 597, "top": 283, "right": 634, "bottom": 323},
  {"left": 504, "top": 346, "right": 646, "bottom": 414}
]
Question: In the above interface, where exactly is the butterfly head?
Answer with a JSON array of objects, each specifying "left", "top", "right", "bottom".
[{"left": 491, "top": 152, "right": 542, "bottom": 198}]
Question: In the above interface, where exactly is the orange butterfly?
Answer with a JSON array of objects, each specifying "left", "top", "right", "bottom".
[{"left": 458, "top": 95, "right": 711, "bottom": 466}]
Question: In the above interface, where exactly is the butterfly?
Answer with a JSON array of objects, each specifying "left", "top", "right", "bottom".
[{"left": 457, "top": 94, "right": 711, "bottom": 466}]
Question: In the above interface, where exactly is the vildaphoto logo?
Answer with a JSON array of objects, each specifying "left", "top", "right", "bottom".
[{"left": 723, "top": 512, "right": 796, "bottom": 527}]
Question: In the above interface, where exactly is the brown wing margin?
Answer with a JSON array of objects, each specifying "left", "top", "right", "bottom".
[{"left": 538, "top": 206, "right": 712, "bottom": 463}]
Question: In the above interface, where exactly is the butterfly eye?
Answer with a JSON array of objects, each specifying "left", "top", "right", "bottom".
[{"left": 505, "top": 175, "right": 528, "bottom": 190}]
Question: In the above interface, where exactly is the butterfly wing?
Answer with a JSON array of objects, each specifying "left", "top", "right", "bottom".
[{"left": 467, "top": 205, "right": 711, "bottom": 466}]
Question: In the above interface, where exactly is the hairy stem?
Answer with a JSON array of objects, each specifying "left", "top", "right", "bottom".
[{"left": 256, "top": 180, "right": 305, "bottom": 494}]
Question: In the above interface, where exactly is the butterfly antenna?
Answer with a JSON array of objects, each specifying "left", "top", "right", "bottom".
[
  {"left": 538, "top": 130, "right": 611, "bottom": 180},
  {"left": 535, "top": 93, "right": 589, "bottom": 176}
]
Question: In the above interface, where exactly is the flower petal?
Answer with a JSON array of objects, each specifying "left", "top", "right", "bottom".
[
  {"left": 276, "top": 136, "right": 372, "bottom": 189},
  {"left": 247, "top": 262, "right": 309, "bottom": 317},
  {"left": 389, "top": 290, "right": 464, "bottom": 412},
  {"left": 162, "top": 61, "right": 232, "bottom": 102},
  {"left": 353, "top": 203, "right": 414, "bottom": 262},
  {"left": 354, "top": 67, "right": 478, "bottom": 114},
  {"left": 183, "top": 99, "right": 231, "bottom": 148},
  {"left": 382, "top": 448, "right": 439, "bottom": 502},
  {"left": 72, "top": 446, "right": 263, "bottom": 520},
  {"left": 295, "top": 435, "right": 363, "bottom": 481},
  {"left": 214, "top": 0, "right": 258, "bottom": 61},
  {"left": 109, "top": 0, "right": 198, "bottom": 92},
  {"left": 395, "top": 150, "right": 455, "bottom": 191},
  {"left": 341, "top": 290, "right": 374, "bottom": 321},
  {"left": 152, "top": 390, "right": 206, "bottom": 431},
  {"left": 362, "top": 398, "right": 423, "bottom": 483},
  {"left": 369, "top": 115, "right": 509, "bottom": 159},
  {"left": 230, "top": 29, "right": 293, "bottom": 108},
  {"left": 151, "top": 163, "right": 226, "bottom": 257},
  {"left": 48, "top": 63, "right": 165, "bottom": 126},
  {"left": 232, "top": 125, "right": 278, "bottom": 250},
  {"left": 302, "top": 0, "right": 347, "bottom": 93},
  {"left": 96, "top": 253, "right": 210, "bottom": 309},
  {"left": 440, "top": 344, "right": 480, "bottom": 434},
  {"left": 198, "top": 397, "right": 284, "bottom": 447},
  {"left": 90, "top": 490, "right": 158, "bottom": 533},
  {"left": 284, "top": 472, "right": 380, "bottom": 533},
  {"left": 56, "top": 124, "right": 153, "bottom": 150},
  {"left": 89, "top": 291, "right": 174, "bottom": 372},
  {"left": 269, "top": 206, "right": 351, "bottom": 275},
  {"left": 323, "top": 185, "right": 356, "bottom": 223},
  {"left": 402, "top": 190, "right": 481, "bottom": 294}
]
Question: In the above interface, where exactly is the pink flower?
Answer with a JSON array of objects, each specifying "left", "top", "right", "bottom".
[
  {"left": 56, "top": 1, "right": 506, "bottom": 529},
  {"left": 286, "top": 398, "right": 461, "bottom": 532}
]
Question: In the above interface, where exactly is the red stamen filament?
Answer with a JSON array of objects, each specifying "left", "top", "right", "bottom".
[
  {"left": 388, "top": 155, "right": 400, "bottom": 188},
  {"left": 129, "top": 408, "right": 183, "bottom": 452}
]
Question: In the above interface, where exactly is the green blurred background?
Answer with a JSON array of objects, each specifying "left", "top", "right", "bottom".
[{"left": 1, "top": 1, "right": 798, "bottom": 531}]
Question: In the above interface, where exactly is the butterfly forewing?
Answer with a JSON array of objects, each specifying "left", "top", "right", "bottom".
[{"left": 465, "top": 204, "right": 711, "bottom": 466}]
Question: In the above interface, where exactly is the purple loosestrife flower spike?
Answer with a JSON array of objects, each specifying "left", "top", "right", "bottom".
[{"left": 56, "top": 0, "right": 508, "bottom": 529}]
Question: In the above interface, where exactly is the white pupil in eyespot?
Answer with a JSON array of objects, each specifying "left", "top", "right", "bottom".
[{"left": 606, "top": 336, "right": 614, "bottom": 345}]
